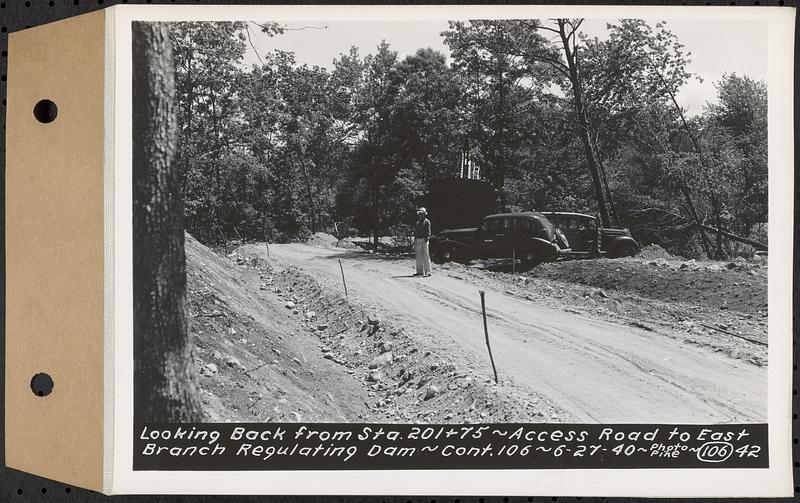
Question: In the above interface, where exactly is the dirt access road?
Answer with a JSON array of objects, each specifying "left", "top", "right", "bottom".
[{"left": 261, "top": 243, "right": 766, "bottom": 423}]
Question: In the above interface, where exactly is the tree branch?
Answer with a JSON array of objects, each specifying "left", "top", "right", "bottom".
[{"left": 245, "top": 24, "right": 265, "bottom": 66}]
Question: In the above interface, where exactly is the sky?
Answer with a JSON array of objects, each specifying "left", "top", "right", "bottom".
[{"left": 243, "top": 19, "right": 768, "bottom": 117}]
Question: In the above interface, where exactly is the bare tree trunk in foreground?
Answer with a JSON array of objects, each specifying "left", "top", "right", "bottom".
[{"left": 133, "top": 21, "right": 203, "bottom": 423}]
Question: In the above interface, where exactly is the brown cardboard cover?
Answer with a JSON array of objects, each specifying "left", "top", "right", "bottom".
[{"left": 5, "top": 10, "right": 106, "bottom": 491}]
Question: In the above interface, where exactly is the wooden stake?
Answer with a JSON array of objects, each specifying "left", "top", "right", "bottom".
[
  {"left": 266, "top": 241, "right": 270, "bottom": 257},
  {"left": 479, "top": 290, "right": 498, "bottom": 384},
  {"left": 512, "top": 248, "right": 516, "bottom": 274},
  {"left": 218, "top": 225, "right": 228, "bottom": 255},
  {"left": 339, "top": 259, "right": 348, "bottom": 297}
]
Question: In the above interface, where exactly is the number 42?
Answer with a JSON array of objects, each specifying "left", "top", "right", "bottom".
[{"left": 735, "top": 445, "right": 761, "bottom": 458}]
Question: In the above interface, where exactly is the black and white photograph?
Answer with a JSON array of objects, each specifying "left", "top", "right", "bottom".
[
  {"left": 122, "top": 4, "right": 792, "bottom": 493},
  {"left": 134, "top": 13, "right": 769, "bottom": 425}
]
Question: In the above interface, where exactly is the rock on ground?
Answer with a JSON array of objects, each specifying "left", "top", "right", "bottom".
[
  {"left": 368, "top": 352, "right": 393, "bottom": 369},
  {"left": 424, "top": 385, "right": 441, "bottom": 400}
]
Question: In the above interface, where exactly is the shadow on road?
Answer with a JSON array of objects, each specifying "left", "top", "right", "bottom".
[
  {"left": 289, "top": 245, "right": 540, "bottom": 275},
  {"left": 315, "top": 249, "right": 414, "bottom": 263}
]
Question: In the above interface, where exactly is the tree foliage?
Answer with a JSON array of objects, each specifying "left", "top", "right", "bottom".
[{"left": 167, "top": 20, "right": 768, "bottom": 258}]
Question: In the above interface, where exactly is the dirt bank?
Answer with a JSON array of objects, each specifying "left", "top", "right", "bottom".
[
  {"left": 529, "top": 256, "right": 767, "bottom": 315},
  {"left": 185, "top": 235, "right": 369, "bottom": 422},
  {"left": 185, "top": 234, "right": 560, "bottom": 423}
]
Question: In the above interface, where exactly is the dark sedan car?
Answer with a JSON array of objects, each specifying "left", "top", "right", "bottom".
[
  {"left": 540, "top": 212, "right": 640, "bottom": 258},
  {"left": 432, "top": 212, "right": 566, "bottom": 265}
]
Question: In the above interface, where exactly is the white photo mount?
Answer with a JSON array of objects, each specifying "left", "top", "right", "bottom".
[{"left": 4, "top": 4, "right": 795, "bottom": 496}]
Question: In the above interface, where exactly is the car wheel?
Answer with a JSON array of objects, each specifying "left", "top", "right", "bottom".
[
  {"left": 434, "top": 247, "right": 453, "bottom": 264},
  {"left": 616, "top": 244, "right": 637, "bottom": 258}
]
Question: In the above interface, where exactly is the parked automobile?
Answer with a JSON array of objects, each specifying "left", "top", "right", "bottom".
[
  {"left": 432, "top": 212, "right": 567, "bottom": 265},
  {"left": 539, "top": 212, "right": 640, "bottom": 258}
]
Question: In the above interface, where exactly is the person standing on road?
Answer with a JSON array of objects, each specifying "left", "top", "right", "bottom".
[{"left": 414, "top": 208, "right": 432, "bottom": 277}]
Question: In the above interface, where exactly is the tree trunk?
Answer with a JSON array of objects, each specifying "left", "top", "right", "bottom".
[
  {"left": 494, "top": 52, "right": 507, "bottom": 208},
  {"left": 299, "top": 156, "right": 317, "bottom": 233},
  {"left": 558, "top": 20, "right": 612, "bottom": 228},
  {"left": 132, "top": 22, "right": 203, "bottom": 423},
  {"left": 711, "top": 193, "right": 725, "bottom": 259},
  {"left": 633, "top": 115, "right": 714, "bottom": 259},
  {"left": 699, "top": 223, "right": 767, "bottom": 251},
  {"left": 592, "top": 134, "right": 620, "bottom": 226},
  {"left": 371, "top": 164, "right": 380, "bottom": 248},
  {"left": 647, "top": 59, "right": 715, "bottom": 259},
  {"left": 210, "top": 88, "right": 223, "bottom": 238},
  {"left": 180, "top": 35, "right": 194, "bottom": 196},
  {"left": 679, "top": 184, "right": 714, "bottom": 259}
]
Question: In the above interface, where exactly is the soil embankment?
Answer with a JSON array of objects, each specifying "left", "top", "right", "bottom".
[{"left": 186, "top": 234, "right": 562, "bottom": 423}]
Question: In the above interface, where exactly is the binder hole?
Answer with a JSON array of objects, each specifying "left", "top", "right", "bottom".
[
  {"left": 33, "top": 100, "right": 58, "bottom": 123},
  {"left": 30, "top": 373, "right": 54, "bottom": 397}
]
